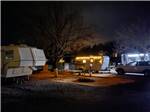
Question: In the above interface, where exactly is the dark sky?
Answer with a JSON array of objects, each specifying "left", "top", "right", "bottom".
[
  {"left": 2, "top": 1, "right": 150, "bottom": 45},
  {"left": 81, "top": 1, "right": 150, "bottom": 41}
]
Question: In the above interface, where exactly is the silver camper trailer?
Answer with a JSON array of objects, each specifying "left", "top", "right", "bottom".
[
  {"left": 1, "top": 44, "right": 47, "bottom": 83},
  {"left": 75, "top": 55, "right": 110, "bottom": 73}
]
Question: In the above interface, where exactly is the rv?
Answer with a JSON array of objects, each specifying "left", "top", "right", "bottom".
[
  {"left": 1, "top": 44, "right": 47, "bottom": 83},
  {"left": 75, "top": 55, "right": 110, "bottom": 73}
]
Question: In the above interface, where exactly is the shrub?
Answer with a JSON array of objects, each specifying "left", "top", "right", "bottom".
[{"left": 77, "top": 77, "right": 95, "bottom": 82}]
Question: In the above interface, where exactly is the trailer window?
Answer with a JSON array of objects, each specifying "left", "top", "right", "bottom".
[
  {"left": 138, "top": 61, "right": 150, "bottom": 66},
  {"left": 5, "top": 50, "right": 14, "bottom": 59},
  {"left": 128, "top": 61, "right": 137, "bottom": 66}
]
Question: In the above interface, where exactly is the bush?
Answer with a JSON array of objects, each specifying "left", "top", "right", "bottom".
[{"left": 77, "top": 77, "right": 95, "bottom": 82}]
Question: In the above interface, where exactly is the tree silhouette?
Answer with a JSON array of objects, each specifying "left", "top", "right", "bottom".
[
  {"left": 115, "top": 20, "right": 150, "bottom": 54},
  {"left": 24, "top": 3, "right": 98, "bottom": 68}
]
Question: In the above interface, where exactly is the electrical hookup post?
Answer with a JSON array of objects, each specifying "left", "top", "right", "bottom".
[
  {"left": 89, "top": 63, "right": 93, "bottom": 77},
  {"left": 43, "top": 64, "right": 49, "bottom": 72},
  {"left": 55, "top": 68, "right": 58, "bottom": 77}
]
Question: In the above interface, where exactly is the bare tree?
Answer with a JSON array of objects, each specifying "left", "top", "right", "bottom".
[
  {"left": 25, "top": 3, "right": 98, "bottom": 69},
  {"left": 115, "top": 21, "right": 150, "bottom": 54}
]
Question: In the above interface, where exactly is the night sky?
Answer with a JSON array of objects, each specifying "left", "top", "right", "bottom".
[{"left": 2, "top": 1, "right": 150, "bottom": 45}]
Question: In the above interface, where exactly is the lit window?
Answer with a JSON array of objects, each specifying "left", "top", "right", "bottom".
[
  {"left": 83, "top": 60, "right": 86, "bottom": 63},
  {"left": 90, "top": 59, "right": 94, "bottom": 62},
  {"left": 128, "top": 61, "right": 137, "bottom": 66},
  {"left": 99, "top": 60, "right": 102, "bottom": 64}
]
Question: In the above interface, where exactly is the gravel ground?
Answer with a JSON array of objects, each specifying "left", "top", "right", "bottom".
[
  {"left": 2, "top": 73, "right": 135, "bottom": 102},
  {"left": 2, "top": 72, "right": 148, "bottom": 112}
]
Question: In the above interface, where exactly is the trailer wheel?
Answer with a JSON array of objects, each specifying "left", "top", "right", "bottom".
[
  {"left": 117, "top": 69, "right": 125, "bottom": 75},
  {"left": 15, "top": 78, "right": 24, "bottom": 85}
]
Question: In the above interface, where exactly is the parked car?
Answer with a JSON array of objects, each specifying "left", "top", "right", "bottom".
[{"left": 116, "top": 61, "right": 150, "bottom": 76}]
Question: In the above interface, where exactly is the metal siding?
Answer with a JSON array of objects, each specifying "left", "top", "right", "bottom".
[
  {"left": 30, "top": 48, "right": 47, "bottom": 66},
  {"left": 19, "top": 48, "right": 34, "bottom": 66}
]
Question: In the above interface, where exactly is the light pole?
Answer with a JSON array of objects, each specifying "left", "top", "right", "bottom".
[
  {"left": 82, "top": 59, "right": 86, "bottom": 76},
  {"left": 89, "top": 58, "right": 94, "bottom": 77},
  {"left": 82, "top": 60, "right": 86, "bottom": 75}
]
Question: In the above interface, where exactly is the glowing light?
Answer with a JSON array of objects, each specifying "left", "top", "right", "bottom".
[
  {"left": 90, "top": 63, "right": 93, "bottom": 67},
  {"left": 59, "top": 59, "right": 64, "bottom": 63},
  {"left": 99, "top": 60, "right": 102, "bottom": 64},
  {"left": 75, "top": 56, "right": 102, "bottom": 60},
  {"left": 90, "top": 59, "right": 94, "bottom": 62},
  {"left": 145, "top": 54, "right": 148, "bottom": 56},
  {"left": 127, "top": 54, "right": 139, "bottom": 57},
  {"left": 127, "top": 53, "right": 146, "bottom": 57},
  {"left": 139, "top": 54, "right": 144, "bottom": 56},
  {"left": 83, "top": 60, "right": 86, "bottom": 63}
]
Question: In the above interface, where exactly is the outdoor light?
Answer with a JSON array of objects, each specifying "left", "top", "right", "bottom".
[
  {"left": 139, "top": 54, "right": 144, "bottom": 56},
  {"left": 145, "top": 54, "right": 149, "bottom": 56},
  {"left": 127, "top": 53, "right": 146, "bottom": 57},
  {"left": 99, "top": 60, "right": 102, "bottom": 64},
  {"left": 75, "top": 57, "right": 79, "bottom": 60},
  {"left": 76, "top": 57, "right": 89, "bottom": 60},
  {"left": 76, "top": 56, "right": 102, "bottom": 60},
  {"left": 127, "top": 54, "right": 139, "bottom": 57},
  {"left": 59, "top": 59, "right": 64, "bottom": 63},
  {"left": 90, "top": 63, "right": 93, "bottom": 67}
]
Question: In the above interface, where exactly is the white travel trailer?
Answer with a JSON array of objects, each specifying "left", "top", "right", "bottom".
[{"left": 1, "top": 44, "right": 47, "bottom": 81}]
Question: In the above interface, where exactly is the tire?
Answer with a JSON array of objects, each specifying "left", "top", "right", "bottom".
[
  {"left": 144, "top": 70, "right": 150, "bottom": 77},
  {"left": 117, "top": 69, "right": 125, "bottom": 75}
]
